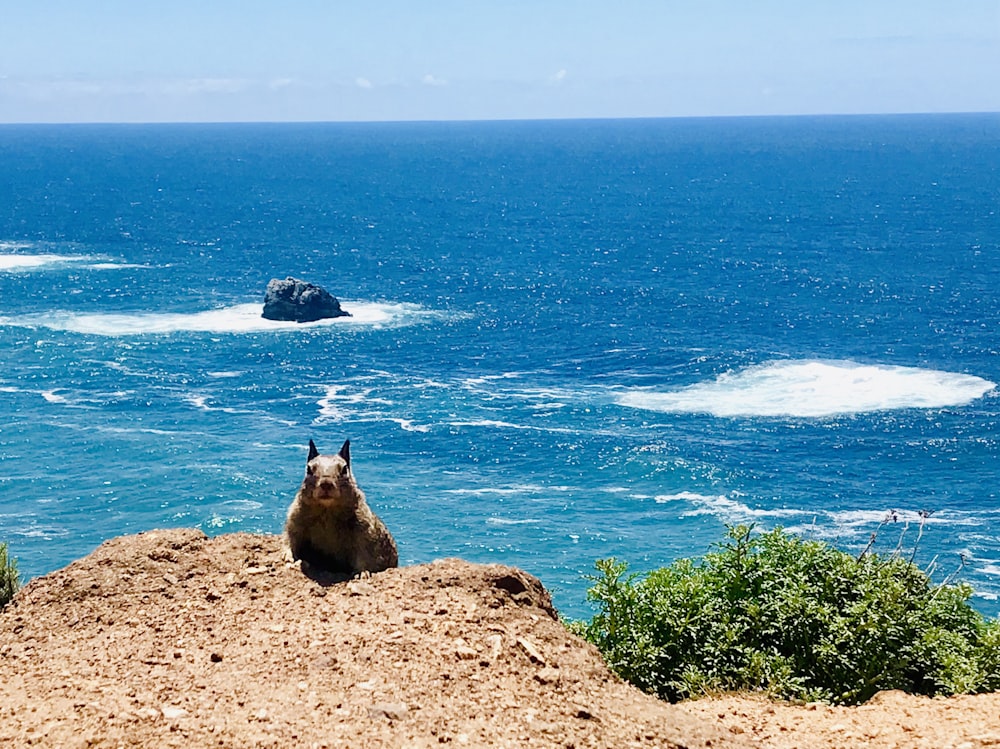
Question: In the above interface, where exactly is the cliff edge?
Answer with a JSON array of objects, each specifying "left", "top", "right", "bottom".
[{"left": 3, "top": 529, "right": 1000, "bottom": 748}]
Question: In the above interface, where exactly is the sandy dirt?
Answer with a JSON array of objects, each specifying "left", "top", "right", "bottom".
[{"left": 2, "top": 528, "right": 1000, "bottom": 748}]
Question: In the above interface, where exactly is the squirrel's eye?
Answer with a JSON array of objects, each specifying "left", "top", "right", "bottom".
[{"left": 306, "top": 465, "right": 314, "bottom": 475}]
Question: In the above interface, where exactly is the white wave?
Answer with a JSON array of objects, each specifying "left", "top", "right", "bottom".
[
  {"left": 205, "top": 515, "right": 241, "bottom": 529},
  {"left": 391, "top": 418, "right": 432, "bottom": 433},
  {"left": 0, "top": 253, "right": 86, "bottom": 270},
  {"left": 413, "top": 379, "right": 451, "bottom": 389},
  {"left": 979, "top": 563, "right": 1000, "bottom": 578},
  {"left": 531, "top": 402, "right": 568, "bottom": 410},
  {"left": 679, "top": 493, "right": 812, "bottom": 520},
  {"left": 448, "top": 419, "right": 583, "bottom": 435},
  {"left": 461, "top": 372, "right": 529, "bottom": 387},
  {"left": 0, "top": 252, "right": 147, "bottom": 272},
  {"left": 29, "top": 387, "right": 130, "bottom": 407},
  {"left": 445, "top": 484, "right": 576, "bottom": 496},
  {"left": 11, "top": 526, "right": 71, "bottom": 539},
  {"left": 183, "top": 394, "right": 256, "bottom": 415},
  {"left": 656, "top": 491, "right": 729, "bottom": 504},
  {"left": 86, "top": 262, "right": 151, "bottom": 270},
  {"left": 672, "top": 493, "right": 980, "bottom": 546},
  {"left": 96, "top": 425, "right": 196, "bottom": 436},
  {"left": 0, "top": 301, "right": 437, "bottom": 336},
  {"left": 316, "top": 384, "right": 391, "bottom": 420},
  {"left": 486, "top": 517, "right": 543, "bottom": 526},
  {"left": 450, "top": 419, "right": 525, "bottom": 430},
  {"left": 186, "top": 395, "right": 210, "bottom": 410},
  {"left": 318, "top": 384, "right": 392, "bottom": 408},
  {"left": 823, "top": 508, "right": 958, "bottom": 529},
  {"left": 781, "top": 508, "right": 981, "bottom": 547},
  {"left": 315, "top": 384, "right": 431, "bottom": 432},
  {"left": 220, "top": 499, "right": 264, "bottom": 511},
  {"left": 616, "top": 360, "right": 996, "bottom": 418},
  {"left": 445, "top": 487, "right": 533, "bottom": 496}
]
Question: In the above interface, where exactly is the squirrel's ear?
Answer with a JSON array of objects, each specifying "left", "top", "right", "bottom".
[
  {"left": 307, "top": 440, "right": 319, "bottom": 462},
  {"left": 338, "top": 439, "right": 351, "bottom": 467}
]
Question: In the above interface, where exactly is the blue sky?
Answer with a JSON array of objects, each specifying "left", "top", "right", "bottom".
[{"left": 1, "top": 1, "right": 997, "bottom": 123}]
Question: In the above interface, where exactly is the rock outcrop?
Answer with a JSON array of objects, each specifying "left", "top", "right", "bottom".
[{"left": 261, "top": 276, "right": 350, "bottom": 322}]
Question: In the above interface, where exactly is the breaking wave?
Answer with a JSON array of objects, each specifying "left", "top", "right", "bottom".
[
  {"left": 0, "top": 253, "right": 90, "bottom": 270},
  {"left": 0, "top": 252, "right": 147, "bottom": 272},
  {"left": 0, "top": 301, "right": 440, "bottom": 336},
  {"left": 672, "top": 492, "right": 983, "bottom": 543},
  {"left": 616, "top": 360, "right": 995, "bottom": 418}
]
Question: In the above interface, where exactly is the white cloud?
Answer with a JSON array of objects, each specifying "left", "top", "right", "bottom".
[
  {"left": 550, "top": 69, "right": 568, "bottom": 84},
  {"left": 421, "top": 74, "right": 447, "bottom": 87},
  {"left": 355, "top": 77, "right": 373, "bottom": 89}
]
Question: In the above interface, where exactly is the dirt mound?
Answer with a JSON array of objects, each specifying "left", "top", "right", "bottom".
[
  {"left": 4, "top": 528, "right": 1000, "bottom": 748},
  {"left": 0, "top": 529, "right": 711, "bottom": 748}
]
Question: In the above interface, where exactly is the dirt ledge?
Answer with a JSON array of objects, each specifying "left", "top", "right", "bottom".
[{"left": 2, "top": 528, "right": 1000, "bottom": 748}]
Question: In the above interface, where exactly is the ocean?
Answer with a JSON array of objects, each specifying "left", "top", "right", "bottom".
[{"left": 1, "top": 114, "right": 999, "bottom": 619}]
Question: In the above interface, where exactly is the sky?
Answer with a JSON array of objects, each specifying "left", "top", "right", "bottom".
[{"left": 0, "top": 0, "right": 998, "bottom": 123}]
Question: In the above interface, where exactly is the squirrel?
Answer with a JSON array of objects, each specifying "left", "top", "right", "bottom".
[{"left": 283, "top": 439, "right": 398, "bottom": 575}]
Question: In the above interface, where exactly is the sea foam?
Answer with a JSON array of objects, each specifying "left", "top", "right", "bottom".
[
  {"left": 0, "top": 253, "right": 86, "bottom": 270},
  {"left": 616, "top": 360, "right": 995, "bottom": 418},
  {"left": 670, "top": 492, "right": 969, "bottom": 538},
  {"left": 0, "top": 301, "right": 434, "bottom": 336},
  {"left": 0, "top": 252, "right": 146, "bottom": 272}
]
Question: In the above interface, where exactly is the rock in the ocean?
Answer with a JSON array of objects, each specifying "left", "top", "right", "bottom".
[{"left": 261, "top": 277, "right": 351, "bottom": 323}]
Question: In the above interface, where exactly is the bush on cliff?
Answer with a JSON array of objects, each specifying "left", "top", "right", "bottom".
[
  {"left": 575, "top": 525, "right": 1000, "bottom": 705},
  {"left": 0, "top": 542, "right": 18, "bottom": 610}
]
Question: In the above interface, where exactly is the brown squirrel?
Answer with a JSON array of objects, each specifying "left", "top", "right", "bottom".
[{"left": 283, "top": 439, "right": 398, "bottom": 574}]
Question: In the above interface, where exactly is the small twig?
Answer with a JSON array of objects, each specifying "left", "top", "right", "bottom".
[
  {"left": 857, "top": 532, "right": 878, "bottom": 562},
  {"left": 923, "top": 554, "right": 939, "bottom": 580},
  {"left": 908, "top": 510, "right": 934, "bottom": 565},
  {"left": 892, "top": 521, "right": 911, "bottom": 559},
  {"left": 858, "top": 514, "right": 894, "bottom": 561},
  {"left": 935, "top": 553, "right": 968, "bottom": 591}
]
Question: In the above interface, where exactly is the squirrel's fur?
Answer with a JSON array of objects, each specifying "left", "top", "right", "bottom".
[{"left": 283, "top": 439, "right": 398, "bottom": 574}]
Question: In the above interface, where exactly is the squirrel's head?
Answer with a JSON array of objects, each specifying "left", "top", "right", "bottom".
[{"left": 300, "top": 439, "right": 358, "bottom": 506}]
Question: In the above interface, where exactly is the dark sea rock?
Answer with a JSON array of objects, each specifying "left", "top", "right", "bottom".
[{"left": 261, "top": 277, "right": 351, "bottom": 323}]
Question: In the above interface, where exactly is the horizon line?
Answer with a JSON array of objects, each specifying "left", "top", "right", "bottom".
[{"left": 1, "top": 110, "right": 999, "bottom": 128}]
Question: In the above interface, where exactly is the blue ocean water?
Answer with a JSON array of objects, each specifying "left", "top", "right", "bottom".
[{"left": 2, "top": 114, "right": 999, "bottom": 619}]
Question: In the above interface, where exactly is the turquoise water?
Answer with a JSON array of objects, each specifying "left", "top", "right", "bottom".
[{"left": 2, "top": 115, "right": 999, "bottom": 618}]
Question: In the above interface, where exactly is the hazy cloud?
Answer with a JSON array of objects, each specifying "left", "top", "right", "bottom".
[
  {"left": 550, "top": 69, "right": 568, "bottom": 84},
  {"left": 1, "top": 76, "right": 259, "bottom": 100},
  {"left": 355, "top": 77, "right": 373, "bottom": 89},
  {"left": 161, "top": 78, "right": 251, "bottom": 95},
  {"left": 421, "top": 74, "right": 447, "bottom": 87}
]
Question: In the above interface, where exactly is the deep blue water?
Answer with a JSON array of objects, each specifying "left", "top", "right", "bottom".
[{"left": 2, "top": 114, "right": 999, "bottom": 619}]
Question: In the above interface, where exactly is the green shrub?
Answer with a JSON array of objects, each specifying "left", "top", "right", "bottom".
[
  {"left": 575, "top": 525, "right": 1000, "bottom": 705},
  {"left": 0, "top": 542, "right": 19, "bottom": 610}
]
